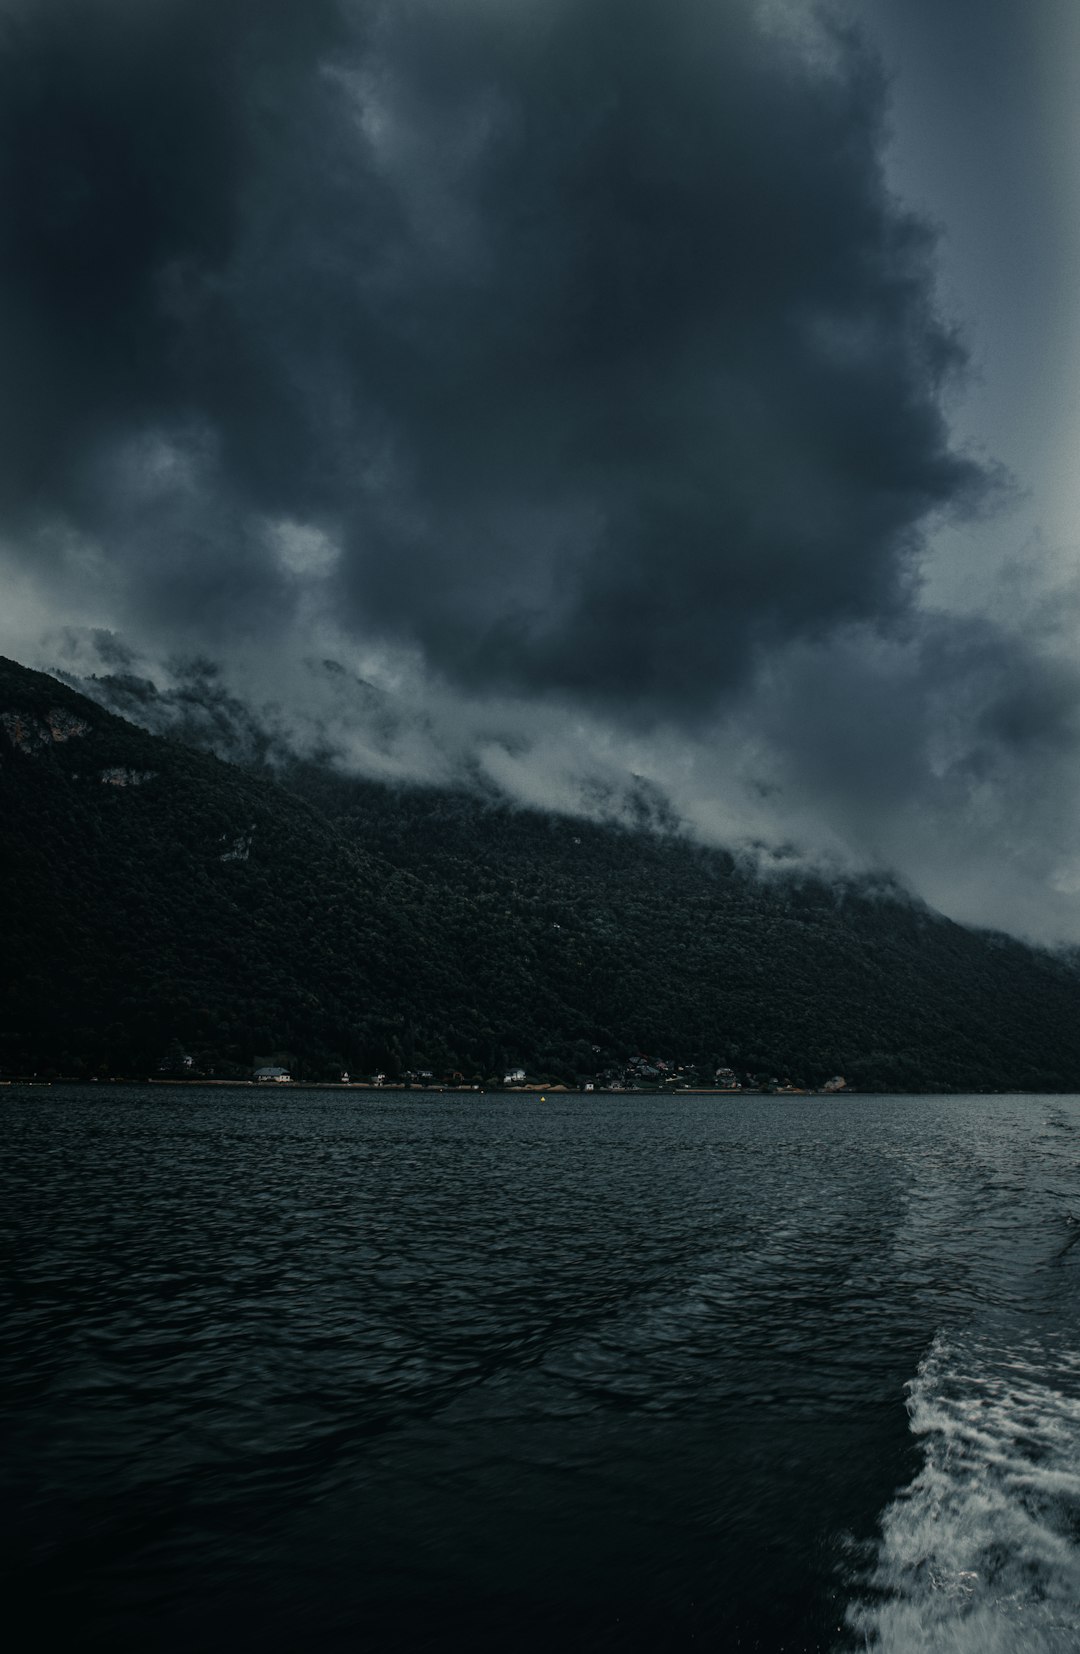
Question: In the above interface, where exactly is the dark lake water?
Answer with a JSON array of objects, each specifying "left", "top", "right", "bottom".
[{"left": 3, "top": 1087, "right": 1080, "bottom": 1652}]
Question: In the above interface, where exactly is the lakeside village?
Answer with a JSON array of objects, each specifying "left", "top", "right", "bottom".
[
  {"left": 5, "top": 1042, "right": 849, "bottom": 1093},
  {"left": 124, "top": 1051, "right": 848, "bottom": 1095}
]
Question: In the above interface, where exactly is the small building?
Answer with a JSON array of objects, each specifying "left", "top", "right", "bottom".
[
  {"left": 504, "top": 1068, "right": 526, "bottom": 1084},
  {"left": 254, "top": 1065, "right": 292, "bottom": 1083}
]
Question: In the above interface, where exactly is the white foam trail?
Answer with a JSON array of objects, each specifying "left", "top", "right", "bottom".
[{"left": 849, "top": 1331, "right": 1080, "bottom": 1652}]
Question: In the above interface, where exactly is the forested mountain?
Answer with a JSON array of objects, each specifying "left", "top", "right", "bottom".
[{"left": 4, "top": 654, "right": 1080, "bottom": 1091}]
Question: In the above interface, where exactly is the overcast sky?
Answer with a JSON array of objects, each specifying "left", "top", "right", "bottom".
[{"left": 3, "top": 0, "right": 1080, "bottom": 943}]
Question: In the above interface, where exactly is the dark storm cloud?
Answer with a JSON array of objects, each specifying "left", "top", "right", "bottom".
[
  {"left": 0, "top": 1, "right": 340, "bottom": 498},
  {"left": 0, "top": 0, "right": 984, "bottom": 714}
]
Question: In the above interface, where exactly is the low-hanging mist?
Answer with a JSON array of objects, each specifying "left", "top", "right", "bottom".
[{"left": 45, "top": 611, "right": 1080, "bottom": 952}]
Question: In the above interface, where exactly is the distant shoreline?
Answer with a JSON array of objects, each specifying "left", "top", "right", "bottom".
[
  {"left": 3, "top": 1078, "right": 811, "bottom": 1093},
  {"left": 0, "top": 1079, "right": 1054, "bottom": 1096}
]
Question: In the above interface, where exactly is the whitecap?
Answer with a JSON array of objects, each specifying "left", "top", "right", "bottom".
[{"left": 848, "top": 1330, "right": 1080, "bottom": 1652}]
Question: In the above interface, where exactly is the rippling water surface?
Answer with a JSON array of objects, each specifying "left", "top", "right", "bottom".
[{"left": 3, "top": 1087, "right": 1080, "bottom": 1651}]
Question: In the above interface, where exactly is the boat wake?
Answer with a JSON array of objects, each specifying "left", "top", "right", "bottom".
[{"left": 847, "top": 1329, "right": 1080, "bottom": 1652}]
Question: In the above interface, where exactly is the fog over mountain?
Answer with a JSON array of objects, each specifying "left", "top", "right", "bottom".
[{"left": 4, "top": 0, "right": 1080, "bottom": 943}]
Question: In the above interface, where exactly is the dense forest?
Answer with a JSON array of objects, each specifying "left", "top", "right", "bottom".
[{"left": 4, "top": 654, "right": 1080, "bottom": 1091}]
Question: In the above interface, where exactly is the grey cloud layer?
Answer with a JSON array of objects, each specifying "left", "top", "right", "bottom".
[{"left": 0, "top": 0, "right": 982, "bottom": 713}]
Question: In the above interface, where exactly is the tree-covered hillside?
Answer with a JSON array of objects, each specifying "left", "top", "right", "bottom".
[{"left": 3, "top": 655, "right": 1080, "bottom": 1090}]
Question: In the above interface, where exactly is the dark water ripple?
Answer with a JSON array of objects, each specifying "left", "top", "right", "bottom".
[{"left": 2, "top": 1088, "right": 1079, "bottom": 1651}]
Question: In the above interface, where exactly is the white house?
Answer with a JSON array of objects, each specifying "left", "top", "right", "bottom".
[{"left": 254, "top": 1066, "right": 292, "bottom": 1083}]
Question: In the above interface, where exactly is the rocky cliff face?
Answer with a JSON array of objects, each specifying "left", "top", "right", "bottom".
[
  {"left": 99, "top": 767, "right": 156, "bottom": 787},
  {"left": 0, "top": 708, "right": 90, "bottom": 752},
  {"left": 1, "top": 705, "right": 156, "bottom": 787}
]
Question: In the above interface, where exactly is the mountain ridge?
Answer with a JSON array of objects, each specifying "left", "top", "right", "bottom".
[{"left": 3, "top": 654, "right": 1080, "bottom": 1091}]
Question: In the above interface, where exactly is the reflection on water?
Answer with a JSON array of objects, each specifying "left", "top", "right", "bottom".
[{"left": 2, "top": 1089, "right": 1078, "bottom": 1651}]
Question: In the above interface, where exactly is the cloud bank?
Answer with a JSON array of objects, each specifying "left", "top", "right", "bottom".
[{"left": 3, "top": 0, "right": 1080, "bottom": 943}]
